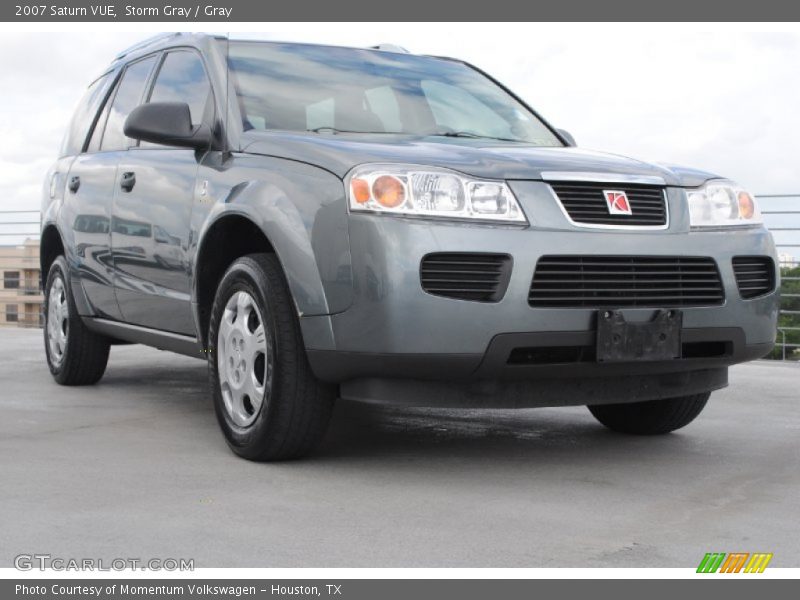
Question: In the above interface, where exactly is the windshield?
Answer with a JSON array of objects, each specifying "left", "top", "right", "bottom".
[{"left": 226, "top": 41, "right": 562, "bottom": 145}]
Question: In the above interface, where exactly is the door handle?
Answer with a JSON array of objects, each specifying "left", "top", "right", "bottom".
[
  {"left": 68, "top": 176, "right": 80, "bottom": 193},
  {"left": 120, "top": 172, "right": 136, "bottom": 192}
]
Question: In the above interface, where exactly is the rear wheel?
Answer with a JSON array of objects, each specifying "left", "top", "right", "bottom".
[
  {"left": 208, "top": 253, "right": 335, "bottom": 461},
  {"left": 588, "top": 392, "right": 710, "bottom": 435},
  {"left": 43, "top": 256, "right": 110, "bottom": 385}
]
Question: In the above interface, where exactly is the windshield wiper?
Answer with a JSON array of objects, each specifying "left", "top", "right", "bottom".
[
  {"left": 305, "top": 127, "right": 522, "bottom": 142},
  {"left": 429, "top": 131, "right": 522, "bottom": 143},
  {"left": 306, "top": 127, "right": 395, "bottom": 135}
]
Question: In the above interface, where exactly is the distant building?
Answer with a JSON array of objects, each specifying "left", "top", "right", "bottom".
[{"left": 0, "top": 239, "right": 42, "bottom": 327}]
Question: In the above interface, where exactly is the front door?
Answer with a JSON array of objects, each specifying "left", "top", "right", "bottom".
[
  {"left": 110, "top": 149, "right": 199, "bottom": 334},
  {"left": 110, "top": 49, "right": 214, "bottom": 335},
  {"left": 63, "top": 54, "right": 160, "bottom": 320}
]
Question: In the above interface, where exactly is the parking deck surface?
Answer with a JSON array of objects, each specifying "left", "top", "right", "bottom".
[{"left": 1, "top": 328, "right": 798, "bottom": 567}]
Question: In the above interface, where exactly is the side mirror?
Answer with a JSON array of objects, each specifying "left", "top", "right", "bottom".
[
  {"left": 124, "top": 102, "right": 212, "bottom": 149},
  {"left": 557, "top": 128, "right": 576, "bottom": 147}
]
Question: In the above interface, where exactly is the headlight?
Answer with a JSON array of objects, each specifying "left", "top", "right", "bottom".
[
  {"left": 347, "top": 164, "right": 527, "bottom": 223},
  {"left": 687, "top": 180, "right": 762, "bottom": 228}
]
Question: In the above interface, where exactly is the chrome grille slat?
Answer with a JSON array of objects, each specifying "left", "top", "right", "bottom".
[{"left": 551, "top": 182, "right": 668, "bottom": 228}]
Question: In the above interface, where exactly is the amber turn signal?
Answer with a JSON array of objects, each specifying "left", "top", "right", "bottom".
[
  {"left": 351, "top": 178, "right": 371, "bottom": 204},
  {"left": 738, "top": 191, "right": 755, "bottom": 219}
]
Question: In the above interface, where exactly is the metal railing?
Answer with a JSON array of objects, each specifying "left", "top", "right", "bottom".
[
  {"left": 759, "top": 195, "right": 800, "bottom": 360},
  {"left": 0, "top": 210, "right": 40, "bottom": 241}
]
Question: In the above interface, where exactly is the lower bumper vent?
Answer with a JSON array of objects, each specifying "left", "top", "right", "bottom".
[
  {"left": 732, "top": 256, "right": 776, "bottom": 299},
  {"left": 420, "top": 253, "right": 512, "bottom": 302}
]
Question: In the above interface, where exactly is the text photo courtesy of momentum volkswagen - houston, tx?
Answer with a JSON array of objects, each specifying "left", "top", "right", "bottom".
[{"left": 0, "top": 1, "right": 799, "bottom": 596}]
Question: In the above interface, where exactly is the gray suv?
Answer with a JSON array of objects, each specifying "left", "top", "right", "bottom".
[{"left": 41, "top": 33, "right": 779, "bottom": 460}]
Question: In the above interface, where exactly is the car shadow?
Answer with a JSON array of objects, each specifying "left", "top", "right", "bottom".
[
  {"left": 315, "top": 397, "right": 691, "bottom": 465},
  {"left": 98, "top": 350, "right": 700, "bottom": 468}
]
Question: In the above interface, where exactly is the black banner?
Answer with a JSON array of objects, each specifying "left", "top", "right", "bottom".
[
  {"left": 4, "top": 579, "right": 799, "bottom": 600},
  {"left": 3, "top": 0, "right": 800, "bottom": 22}
]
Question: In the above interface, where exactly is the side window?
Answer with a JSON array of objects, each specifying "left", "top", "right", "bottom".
[
  {"left": 100, "top": 55, "right": 158, "bottom": 152},
  {"left": 148, "top": 51, "right": 212, "bottom": 126},
  {"left": 87, "top": 93, "right": 111, "bottom": 153},
  {"left": 59, "top": 73, "right": 111, "bottom": 157}
]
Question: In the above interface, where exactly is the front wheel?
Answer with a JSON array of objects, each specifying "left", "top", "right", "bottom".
[
  {"left": 208, "top": 253, "right": 335, "bottom": 461},
  {"left": 588, "top": 392, "right": 711, "bottom": 435}
]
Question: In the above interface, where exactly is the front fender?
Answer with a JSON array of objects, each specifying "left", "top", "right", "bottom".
[{"left": 193, "top": 155, "right": 353, "bottom": 318}]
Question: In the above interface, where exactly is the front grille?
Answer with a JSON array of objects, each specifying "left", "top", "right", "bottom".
[
  {"left": 550, "top": 182, "right": 667, "bottom": 227},
  {"left": 529, "top": 256, "right": 725, "bottom": 308},
  {"left": 732, "top": 256, "right": 776, "bottom": 299},
  {"left": 420, "top": 253, "right": 511, "bottom": 302}
]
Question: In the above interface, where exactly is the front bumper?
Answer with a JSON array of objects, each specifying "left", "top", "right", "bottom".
[{"left": 301, "top": 183, "right": 779, "bottom": 392}]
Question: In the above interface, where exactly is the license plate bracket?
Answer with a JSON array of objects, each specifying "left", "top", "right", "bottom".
[{"left": 596, "top": 309, "right": 682, "bottom": 362}]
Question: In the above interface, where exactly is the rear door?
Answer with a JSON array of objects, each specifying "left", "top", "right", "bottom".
[
  {"left": 110, "top": 50, "right": 214, "bottom": 334},
  {"left": 62, "top": 57, "right": 158, "bottom": 318}
]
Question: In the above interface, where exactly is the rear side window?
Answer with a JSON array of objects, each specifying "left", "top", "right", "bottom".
[
  {"left": 59, "top": 73, "right": 111, "bottom": 157},
  {"left": 148, "top": 51, "right": 212, "bottom": 126},
  {"left": 99, "top": 55, "right": 158, "bottom": 152}
]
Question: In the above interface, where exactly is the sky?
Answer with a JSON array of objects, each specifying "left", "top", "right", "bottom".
[{"left": 1, "top": 24, "right": 799, "bottom": 245}]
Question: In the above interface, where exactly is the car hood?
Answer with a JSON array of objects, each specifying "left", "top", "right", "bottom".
[{"left": 240, "top": 131, "right": 719, "bottom": 188}]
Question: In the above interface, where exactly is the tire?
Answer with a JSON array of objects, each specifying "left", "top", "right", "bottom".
[
  {"left": 208, "top": 253, "right": 335, "bottom": 461},
  {"left": 43, "top": 256, "right": 110, "bottom": 385},
  {"left": 588, "top": 392, "right": 711, "bottom": 435}
]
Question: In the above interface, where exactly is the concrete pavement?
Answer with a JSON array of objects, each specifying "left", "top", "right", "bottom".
[{"left": 1, "top": 327, "right": 798, "bottom": 567}]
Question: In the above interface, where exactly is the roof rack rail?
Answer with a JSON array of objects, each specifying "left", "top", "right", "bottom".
[
  {"left": 114, "top": 33, "right": 181, "bottom": 60},
  {"left": 369, "top": 43, "right": 410, "bottom": 54}
]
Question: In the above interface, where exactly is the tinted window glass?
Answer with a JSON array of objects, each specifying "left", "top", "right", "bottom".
[
  {"left": 227, "top": 42, "right": 562, "bottom": 146},
  {"left": 364, "top": 86, "right": 402, "bottom": 133},
  {"left": 59, "top": 73, "right": 111, "bottom": 156},
  {"left": 149, "top": 51, "right": 211, "bottom": 126},
  {"left": 306, "top": 98, "right": 334, "bottom": 131},
  {"left": 87, "top": 74, "right": 119, "bottom": 153},
  {"left": 101, "top": 56, "right": 157, "bottom": 151},
  {"left": 421, "top": 80, "right": 512, "bottom": 139}
]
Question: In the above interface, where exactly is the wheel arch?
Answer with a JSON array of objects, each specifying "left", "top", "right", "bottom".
[
  {"left": 40, "top": 223, "right": 65, "bottom": 277},
  {"left": 192, "top": 206, "right": 333, "bottom": 349}
]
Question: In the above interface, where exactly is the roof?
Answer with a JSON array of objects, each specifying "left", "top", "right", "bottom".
[{"left": 111, "top": 33, "right": 415, "bottom": 67}]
